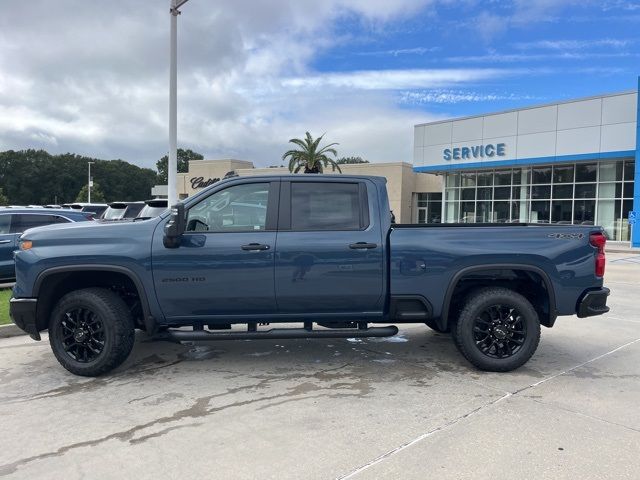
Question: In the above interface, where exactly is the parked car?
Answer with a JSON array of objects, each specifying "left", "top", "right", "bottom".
[
  {"left": 136, "top": 199, "right": 168, "bottom": 219},
  {"left": 0, "top": 208, "right": 93, "bottom": 281},
  {"left": 69, "top": 203, "right": 108, "bottom": 217},
  {"left": 101, "top": 201, "right": 145, "bottom": 221},
  {"left": 10, "top": 175, "right": 609, "bottom": 376}
]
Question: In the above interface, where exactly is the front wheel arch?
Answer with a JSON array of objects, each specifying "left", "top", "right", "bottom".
[{"left": 33, "top": 266, "right": 153, "bottom": 333}]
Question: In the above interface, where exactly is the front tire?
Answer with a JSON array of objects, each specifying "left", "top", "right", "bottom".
[
  {"left": 453, "top": 287, "right": 540, "bottom": 372},
  {"left": 49, "top": 288, "right": 135, "bottom": 376}
]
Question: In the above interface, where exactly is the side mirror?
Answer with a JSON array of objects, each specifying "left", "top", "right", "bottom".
[{"left": 163, "top": 203, "right": 186, "bottom": 248}]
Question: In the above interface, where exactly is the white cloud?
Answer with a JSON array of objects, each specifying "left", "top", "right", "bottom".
[
  {"left": 281, "top": 68, "right": 513, "bottom": 90},
  {"left": 445, "top": 51, "right": 638, "bottom": 63},
  {"left": 0, "top": 0, "right": 531, "bottom": 168},
  {"left": 356, "top": 47, "right": 441, "bottom": 56},
  {"left": 514, "top": 38, "right": 633, "bottom": 50},
  {"left": 398, "top": 89, "right": 542, "bottom": 104}
]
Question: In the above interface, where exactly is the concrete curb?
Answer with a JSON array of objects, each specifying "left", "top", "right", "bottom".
[
  {"left": 0, "top": 323, "right": 26, "bottom": 339},
  {"left": 608, "top": 248, "right": 640, "bottom": 254}
]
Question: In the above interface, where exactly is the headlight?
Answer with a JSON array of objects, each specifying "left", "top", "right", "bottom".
[{"left": 20, "top": 240, "right": 33, "bottom": 251}]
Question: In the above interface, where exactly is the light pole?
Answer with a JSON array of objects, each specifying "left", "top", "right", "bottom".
[
  {"left": 87, "top": 162, "right": 94, "bottom": 203},
  {"left": 168, "top": 0, "right": 190, "bottom": 206}
]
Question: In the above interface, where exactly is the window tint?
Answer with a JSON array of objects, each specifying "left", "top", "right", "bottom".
[
  {"left": 291, "top": 182, "right": 362, "bottom": 230},
  {"left": 10, "top": 214, "right": 62, "bottom": 233},
  {"left": 0, "top": 215, "right": 11, "bottom": 234},
  {"left": 123, "top": 204, "right": 144, "bottom": 218},
  {"left": 137, "top": 205, "right": 167, "bottom": 218},
  {"left": 186, "top": 182, "right": 270, "bottom": 232},
  {"left": 103, "top": 207, "right": 127, "bottom": 220}
]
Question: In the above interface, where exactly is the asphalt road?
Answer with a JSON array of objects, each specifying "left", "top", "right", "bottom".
[{"left": 0, "top": 253, "right": 638, "bottom": 479}]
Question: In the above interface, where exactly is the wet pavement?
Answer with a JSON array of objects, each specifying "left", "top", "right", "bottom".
[{"left": 0, "top": 253, "right": 638, "bottom": 479}]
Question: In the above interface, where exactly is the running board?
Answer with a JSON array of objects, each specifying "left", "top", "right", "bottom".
[{"left": 166, "top": 325, "right": 399, "bottom": 343}]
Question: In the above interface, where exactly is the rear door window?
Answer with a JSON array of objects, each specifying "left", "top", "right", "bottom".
[
  {"left": 290, "top": 182, "right": 364, "bottom": 231},
  {"left": 0, "top": 215, "right": 11, "bottom": 234},
  {"left": 10, "top": 214, "right": 67, "bottom": 233}
]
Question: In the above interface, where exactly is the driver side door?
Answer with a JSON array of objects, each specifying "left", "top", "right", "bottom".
[{"left": 152, "top": 180, "right": 279, "bottom": 321}]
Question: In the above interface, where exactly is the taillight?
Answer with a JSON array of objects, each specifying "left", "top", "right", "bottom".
[{"left": 590, "top": 232, "right": 606, "bottom": 277}]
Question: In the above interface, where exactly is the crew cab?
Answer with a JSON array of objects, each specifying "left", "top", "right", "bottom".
[{"left": 10, "top": 175, "right": 610, "bottom": 376}]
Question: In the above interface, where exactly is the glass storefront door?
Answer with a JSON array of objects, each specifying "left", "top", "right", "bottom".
[{"left": 416, "top": 193, "right": 443, "bottom": 224}]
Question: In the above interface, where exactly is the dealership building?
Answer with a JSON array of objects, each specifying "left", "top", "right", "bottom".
[{"left": 413, "top": 88, "right": 639, "bottom": 247}]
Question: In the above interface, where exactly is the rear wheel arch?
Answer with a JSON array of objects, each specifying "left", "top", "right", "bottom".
[
  {"left": 33, "top": 265, "right": 153, "bottom": 333},
  {"left": 441, "top": 264, "right": 557, "bottom": 330}
]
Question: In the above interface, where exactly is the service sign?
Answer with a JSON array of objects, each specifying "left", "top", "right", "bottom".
[{"left": 443, "top": 143, "right": 506, "bottom": 161}]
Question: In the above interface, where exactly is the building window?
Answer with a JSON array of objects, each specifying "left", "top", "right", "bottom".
[
  {"left": 442, "top": 160, "right": 635, "bottom": 241},
  {"left": 416, "top": 193, "right": 442, "bottom": 224}
]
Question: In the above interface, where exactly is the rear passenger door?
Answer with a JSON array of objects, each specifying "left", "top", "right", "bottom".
[
  {"left": 0, "top": 214, "right": 16, "bottom": 280},
  {"left": 275, "top": 179, "right": 384, "bottom": 317}
]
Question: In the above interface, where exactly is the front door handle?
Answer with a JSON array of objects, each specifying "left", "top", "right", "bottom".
[
  {"left": 0, "top": 240, "right": 11, "bottom": 244},
  {"left": 349, "top": 242, "right": 377, "bottom": 250},
  {"left": 241, "top": 243, "right": 270, "bottom": 251}
]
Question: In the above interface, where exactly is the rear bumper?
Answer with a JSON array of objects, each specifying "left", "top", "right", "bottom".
[
  {"left": 577, "top": 287, "right": 610, "bottom": 318},
  {"left": 9, "top": 298, "right": 40, "bottom": 340}
]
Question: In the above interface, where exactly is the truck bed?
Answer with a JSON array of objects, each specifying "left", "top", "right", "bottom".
[{"left": 389, "top": 223, "right": 602, "bottom": 322}]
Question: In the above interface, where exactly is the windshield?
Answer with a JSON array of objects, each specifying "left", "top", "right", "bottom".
[
  {"left": 137, "top": 205, "right": 167, "bottom": 218},
  {"left": 82, "top": 205, "right": 107, "bottom": 216},
  {"left": 102, "top": 207, "right": 126, "bottom": 220},
  {"left": 123, "top": 204, "right": 144, "bottom": 218}
]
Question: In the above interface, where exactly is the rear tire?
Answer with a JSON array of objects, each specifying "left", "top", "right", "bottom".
[
  {"left": 453, "top": 287, "right": 540, "bottom": 372},
  {"left": 49, "top": 288, "right": 135, "bottom": 376}
]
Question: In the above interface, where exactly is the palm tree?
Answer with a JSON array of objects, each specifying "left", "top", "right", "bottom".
[{"left": 283, "top": 132, "right": 342, "bottom": 174}]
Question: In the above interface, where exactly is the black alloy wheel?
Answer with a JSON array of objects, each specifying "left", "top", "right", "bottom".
[
  {"left": 49, "top": 288, "right": 135, "bottom": 376},
  {"left": 452, "top": 287, "right": 541, "bottom": 372},
  {"left": 472, "top": 304, "right": 526, "bottom": 359},
  {"left": 58, "top": 308, "right": 106, "bottom": 363}
]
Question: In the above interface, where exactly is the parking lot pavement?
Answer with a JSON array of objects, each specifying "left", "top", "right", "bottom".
[{"left": 0, "top": 254, "right": 638, "bottom": 480}]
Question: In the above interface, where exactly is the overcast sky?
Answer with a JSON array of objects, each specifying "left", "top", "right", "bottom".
[{"left": 0, "top": 0, "right": 638, "bottom": 169}]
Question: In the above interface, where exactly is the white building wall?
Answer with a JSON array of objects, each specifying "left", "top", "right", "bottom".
[{"left": 414, "top": 91, "right": 638, "bottom": 170}]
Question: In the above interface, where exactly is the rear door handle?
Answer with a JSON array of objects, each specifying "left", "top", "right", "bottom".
[
  {"left": 241, "top": 243, "right": 270, "bottom": 251},
  {"left": 349, "top": 242, "right": 377, "bottom": 250},
  {"left": 0, "top": 240, "right": 11, "bottom": 244}
]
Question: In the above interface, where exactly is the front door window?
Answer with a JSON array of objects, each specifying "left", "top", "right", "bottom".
[{"left": 186, "top": 183, "right": 270, "bottom": 232}]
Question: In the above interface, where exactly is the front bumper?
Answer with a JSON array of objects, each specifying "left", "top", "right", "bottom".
[
  {"left": 577, "top": 287, "right": 610, "bottom": 318},
  {"left": 9, "top": 298, "right": 40, "bottom": 340}
]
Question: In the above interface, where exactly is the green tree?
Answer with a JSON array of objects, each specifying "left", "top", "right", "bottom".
[
  {"left": 156, "top": 148, "right": 204, "bottom": 183},
  {"left": 0, "top": 188, "right": 8, "bottom": 206},
  {"left": 0, "top": 150, "right": 158, "bottom": 204},
  {"left": 283, "top": 132, "right": 341, "bottom": 174},
  {"left": 75, "top": 182, "right": 106, "bottom": 202},
  {"left": 336, "top": 156, "right": 368, "bottom": 165}
]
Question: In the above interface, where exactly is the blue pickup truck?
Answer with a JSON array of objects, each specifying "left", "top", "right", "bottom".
[{"left": 10, "top": 175, "right": 610, "bottom": 376}]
